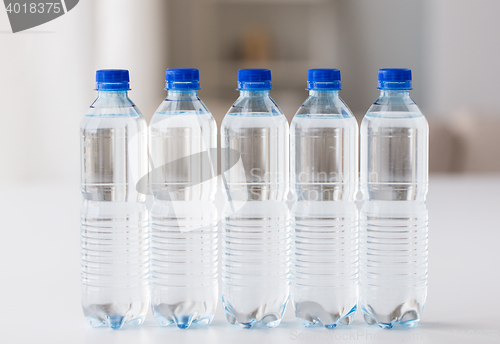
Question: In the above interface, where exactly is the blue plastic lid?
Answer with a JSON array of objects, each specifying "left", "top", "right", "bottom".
[
  {"left": 307, "top": 69, "right": 341, "bottom": 90},
  {"left": 95, "top": 69, "right": 130, "bottom": 91},
  {"left": 378, "top": 68, "right": 412, "bottom": 90},
  {"left": 238, "top": 69, "right": 272, "bottom": 90},
  {"left": 165, "top": 68, "right": 200, "bottom": 90}
]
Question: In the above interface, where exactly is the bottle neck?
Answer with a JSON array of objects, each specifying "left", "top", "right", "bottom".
[
  {"left": 92, "top": 90, "right": 135, "bottom": 110},
  {"left": 379, "top": 89, "right": 411, "bottom": 98},
  {"left": 371, "top": 88, "right": 417, "bottom": 113},
  {"left": 166, "top": 89, "right": 199, "bottom": 100},
  {"left": 97, "top": 90, "right": 129, "bottom": 98},
  {"left": 240, "top": 90, "right": 270, "bottom": 98},
  {"left": 309, "top": 90, "right": 340, "bottom": 98}
]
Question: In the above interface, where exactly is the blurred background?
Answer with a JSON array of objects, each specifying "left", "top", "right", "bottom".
[{"left": 1, "top": 0, "right": 500, "bottom": 183}]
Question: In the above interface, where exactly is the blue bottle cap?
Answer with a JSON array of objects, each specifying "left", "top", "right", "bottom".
[
  {"left": 378, "top": 68, "right": 412, "bottom": 90},
  {"left": 307, "top": 69, "right": 342, "bottom": 90},
  {"left": 95, "top": 69, "right": 131, "bottom": 91},
  {"left": 165, "top": 68, "right": 200, "bottom": 90},
  {"left": 238, "top": 69, "right": 272, "bottom": 90}
]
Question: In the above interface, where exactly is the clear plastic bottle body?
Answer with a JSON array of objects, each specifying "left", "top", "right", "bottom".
[
  {"left": 149, "top": 90, "right": 218, "bottom": 329},
  {"left": 80, "top": 91, "right": 149, "bottom": 329},
  {"left": 221, "top": 90, "right": 290, "bottom": 328},
  {"left": 290, "top": 90, "right": 358, "bottom": 328},
  {"left": 360, "top": 90, "right": 429, "bottom": 329}
]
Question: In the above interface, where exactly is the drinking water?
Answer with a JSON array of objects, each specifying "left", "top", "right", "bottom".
[
  {"left": 80, "top": 70, "right": 149, "bottom": 329},
  {"left": 221, "top": 69, "right": 290, "bottom": 328},
  {"left": 290, "top": 69, "right": 358, "bottom": 328},
  {"left": 360, "top": 69, "right": 428, "bottom": 329},
  {"left": 149, "top": 69, "right": 218, "bottom": 329}
]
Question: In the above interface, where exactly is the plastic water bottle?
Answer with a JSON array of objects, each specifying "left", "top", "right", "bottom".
[
  {"left": 149, "top": 69, "right": 218, "bottom": 329},
  {"left": 221, "top": 69, "right": 290, "bottom": 328},
  {"left": 80, "top": 70, "right": 149, "bottom": 329},
  {"left": 360, "top": 69, "right": 428, "bottom": 329},
  {"left": 290, "top": 69, "right": 358, "bottom": 328}
]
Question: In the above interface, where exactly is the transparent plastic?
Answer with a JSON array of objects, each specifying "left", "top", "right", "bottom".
[
  {"left": 80, "top": 90, "right": 149, "bottom": 329},
  {"left": 290, "top": 90, "right": 358, "bottom": 328},
  {"left": 360, "top": 90, "right": 429, "bottom": 329},
  {"left": 221, "top": 90, "right": 290, "bottom": 328},
  {"left": 149, "top": 90, "right": 218, "bottom": 329}
]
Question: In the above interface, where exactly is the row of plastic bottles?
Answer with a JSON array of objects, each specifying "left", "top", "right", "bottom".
[{"left": 80, "top": 68, "right": 428, "bottom": 330}]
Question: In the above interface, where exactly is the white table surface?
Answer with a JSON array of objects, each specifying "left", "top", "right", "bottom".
[{"left": 1, "top": 174, "right": 499, "bottom": 343}]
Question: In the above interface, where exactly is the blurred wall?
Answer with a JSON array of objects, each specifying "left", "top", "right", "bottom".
[
  {"left": 0, "top": 0, "right": 95, "bottom": 182},
  {"left": 167, "top": 0, "right": 426, "bottom": 115},
  {"left": 94, "top": 0, "right": 168, "bottom": 122},
  {"left": 334, "top": 0, "right": 426, "bottom": 113},
  {"left": 424, "top": 0, "right": 500, "bottom": 114},
  {"left": 1, "top": 0, "right": 500, "bottom": 184},
  {"left": 0, "top": 0, "right": 168, "bottom": 183}
]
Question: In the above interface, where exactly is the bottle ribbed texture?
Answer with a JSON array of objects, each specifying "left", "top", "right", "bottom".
[
  {"left": 148, "top": 91, "right": 218, "bottom": 329},
  {"left": 360, "top": 89, "right": 429, "bottom": 329},
  {"left": 290, "top": 90, "right": 359, "bottom": 328},
  {"left": 80, "top": 90, "right": 149, "bottom": 330},
  {"left": 221, "top": 89, "right": 290, "bottom": 328}
]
